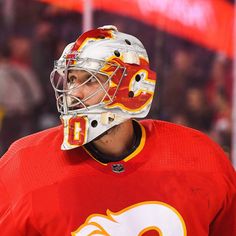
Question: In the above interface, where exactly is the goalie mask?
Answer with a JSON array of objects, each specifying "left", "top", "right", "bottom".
[{"left": 50, "top": 25, "right": 156, "bottom": 150}]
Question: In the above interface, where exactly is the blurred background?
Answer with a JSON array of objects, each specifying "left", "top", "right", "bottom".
[{"left": 0, "top": 0, "right": 235, "bottom": 166}]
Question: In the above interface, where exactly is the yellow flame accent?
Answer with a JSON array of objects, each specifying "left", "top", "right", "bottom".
[{"left": 139, "top": 226, "right": 163, "bottom": 236}]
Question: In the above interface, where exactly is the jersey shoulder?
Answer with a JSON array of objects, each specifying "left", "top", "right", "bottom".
[
  {"left": 0, "top": 126, "right": 63, "bottom": 166},
  {"left": 140, "top": 119, "right": 235, "bottom": 174}
]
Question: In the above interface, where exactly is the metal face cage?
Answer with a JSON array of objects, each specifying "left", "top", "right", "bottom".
[{"left": 50, "top": 57, "right": 126, "bottom": 115}]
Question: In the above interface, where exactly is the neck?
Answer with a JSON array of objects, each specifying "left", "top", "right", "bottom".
[{"left": 92, "top": 119, "right": 134, "bottom": 159}]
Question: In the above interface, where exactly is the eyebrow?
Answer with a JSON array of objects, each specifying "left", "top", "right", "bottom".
[
  {"left": 68, "top": 71, "right": 91, "bottom": 79},
  {"left": 68, "top": 71, "right": 107, "bottom": 83},
  {"left": 69, "top": 70, "right": 88, "bottom": 75}
]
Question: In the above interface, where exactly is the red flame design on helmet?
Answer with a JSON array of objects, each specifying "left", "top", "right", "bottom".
[{"left": 103, "top": 58, "right": 156, "bottom": 113}]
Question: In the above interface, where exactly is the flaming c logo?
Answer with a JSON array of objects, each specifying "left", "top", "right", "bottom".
[{"left": 72, "top": 201, "right": 187, "bottom": 236}]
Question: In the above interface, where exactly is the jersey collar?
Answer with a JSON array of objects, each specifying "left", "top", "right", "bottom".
[{"left": 83, "top": 120, "right": 146, "bottom": 165}]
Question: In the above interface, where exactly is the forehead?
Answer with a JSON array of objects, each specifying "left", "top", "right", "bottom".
[{"left": 68, "top": 69, "right": 90, "bottom": 77}]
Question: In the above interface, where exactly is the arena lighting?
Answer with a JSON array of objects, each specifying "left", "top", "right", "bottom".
[{"left": 82, "top": 0, "right": 92, "bottom": 32}]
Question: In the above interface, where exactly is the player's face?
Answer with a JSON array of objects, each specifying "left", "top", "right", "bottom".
[{"left": 67, "top": 70, "right": 109, "bottom": 109}]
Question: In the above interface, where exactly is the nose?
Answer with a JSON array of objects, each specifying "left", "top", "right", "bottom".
[
  {"left": 67, "top": 85, "right": 88, "bottom": 109},
  {"left": 69, "top": 84, "right": 86, "bottom": 100}
]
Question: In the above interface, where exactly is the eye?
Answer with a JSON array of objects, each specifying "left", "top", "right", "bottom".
[
  {"left": 67, "top": 75, "right": 77, "bottom": 83},
  {"left": 87, "top": 76, "right": 97, "bottom": 83}
]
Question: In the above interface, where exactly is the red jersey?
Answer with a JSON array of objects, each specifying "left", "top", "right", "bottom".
[{"left": 0, "top": 120, "right": 235, "bottom": 236}]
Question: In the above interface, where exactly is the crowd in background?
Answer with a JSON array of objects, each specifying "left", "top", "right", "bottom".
[{"left": 0, "top": 1, "right": 233, "bottom": 160}]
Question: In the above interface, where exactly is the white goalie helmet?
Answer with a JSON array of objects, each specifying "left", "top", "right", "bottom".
[{"left": 50, "top": 25, "right": 156, "bottom": 150}]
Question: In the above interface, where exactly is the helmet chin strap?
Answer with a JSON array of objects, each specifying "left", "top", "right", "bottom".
[
  {"left": 94, "top": 112, "right": 127, "bottom": 140},
  {"left": 100, "top": 112, "right": 127, "bottom": 125}
]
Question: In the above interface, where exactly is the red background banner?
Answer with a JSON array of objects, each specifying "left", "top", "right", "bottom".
[{"left": 40, "top": 0, "right": 234, "bottom": 58}]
